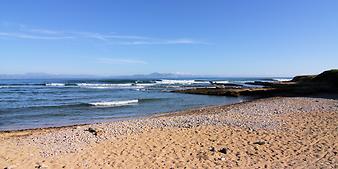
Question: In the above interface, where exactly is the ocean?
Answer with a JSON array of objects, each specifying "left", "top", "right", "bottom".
[{"left": 0, "top": 77, "right": 290, "bottom": 131}]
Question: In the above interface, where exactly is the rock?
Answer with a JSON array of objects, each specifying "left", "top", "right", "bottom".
[
  {"left": 219, "top": 148, "right": 228, "bottom": 154},
  {"left": 218, "top": 157, "right": 226, "bottom": 161},
  {"left": 4, "top": 165, "right": 16, "bottom": 169},
  {"left": 35, "top": 163, "right": 48, "bottom": 169},
  {"left": 253, "top": 141, "right": 266, "bottom": 145},
  {"left": 312, "top": 69, "right": 338, "bottom": 86},
  {"left": 209, "top": 146, "right": 216, "bottom": 152},
  {"left": 86, "top": 127, "right": 102, "bottom": 136},
  {"left": 291, "top": 75, "right": 315, "bottom": 83}
]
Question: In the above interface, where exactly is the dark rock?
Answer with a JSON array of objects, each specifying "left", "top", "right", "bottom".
[
  {"left": 86, "top": 127, "right": 102, "bottom": 136},
  {"left": 291, "top": 75, "right": 315, "bottom": 83},
  {"left": 245, "top": 81, "right": 276, "bottom": 87},
  {"left": 293, "top": 69, "right": 338, "bottom": 88},
  {"left": 253, "top": 141, "right": 266, "bottom": 145},
  {"left": 174, "top": 69, "right": 338, "bottom": 97},
  {"left": 209, "top": 146, "right": 216, "bottom": 152},
  {"left": 209, "top": 81, "right": 243, "bottom": 88},
  {"left": 219, "top": 148, "right": 228, "bottom": 154},
  {"left": 35, "top": 164, "right": 48, "bottom": 169},
  {"left": 4, "top": 166, "right": 16, "bottom": 169},
  {"left": 312, "top": 69, "right": 338, "bottom": 86}
]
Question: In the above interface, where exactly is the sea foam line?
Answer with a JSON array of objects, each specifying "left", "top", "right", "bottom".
[
  {"left": 76, "top": 83, "right": 147, "bottom": 89},
  {"left": 45, "top": 83, "right": 66, "bottom": 87},
  {"left": 89, "top": 99, "right": 139, "bottom": 107},
  {"left": 155, "top": 80, "right": 209, "bottom": 85},
  {"left": 273, "top": 78, "right": 292, "bottom": 82}
]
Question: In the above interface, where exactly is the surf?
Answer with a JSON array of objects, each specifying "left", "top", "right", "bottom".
[{"left": 89, "top": 99, "right": 139, "bottom": 107}]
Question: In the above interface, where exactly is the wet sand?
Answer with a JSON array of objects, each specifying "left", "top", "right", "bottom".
[{"left": 0, "top": 97, "right": 337, "bottom": 168}]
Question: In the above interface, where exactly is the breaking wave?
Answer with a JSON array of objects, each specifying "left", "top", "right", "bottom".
[
  {"left": 273, "top": 78, "right": 292, "bottom": 82},
  {"left": 88, "top": 99, "right": 139, "bottom": 107},
  {"left": 155, "top": 80, "right": 209, "bottom": 85},
  {"left": 45, "top": 83, "right": 66, "bottom": 87}
]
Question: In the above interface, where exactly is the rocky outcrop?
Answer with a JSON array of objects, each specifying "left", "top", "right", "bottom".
[
  {"left": 292, "top": 69, "right": 338, "bottom": 86},
  {"left": 174, "top": 69, "right": 338, "bottom": 97}
]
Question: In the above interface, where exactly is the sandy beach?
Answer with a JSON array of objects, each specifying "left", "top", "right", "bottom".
[
  {"left": 0, "top": 97, "right": 337, "bottom": 168},
  {"left": 2, "top": 0, "right": 337, "bottom": 168}
]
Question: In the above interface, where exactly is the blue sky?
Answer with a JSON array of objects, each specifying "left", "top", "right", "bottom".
[{"left": 0, "top": 0, "right": 337, "bottom": 76}]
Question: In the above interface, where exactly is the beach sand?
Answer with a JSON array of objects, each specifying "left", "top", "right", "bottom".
[{"left": 0, "top": 97, "right": 337, "bottom": 168}]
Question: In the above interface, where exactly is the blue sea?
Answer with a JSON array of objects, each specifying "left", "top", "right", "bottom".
[{"left": 0, "top": 77, "right": 290, "bottom": 131}]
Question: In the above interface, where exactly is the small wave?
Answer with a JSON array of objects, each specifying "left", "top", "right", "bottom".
[
  {"left": 211, "top": 80, "right": 229, "bottom": 84},
  {"left": 234, "top": 80, "right": 253, "bottom": 83},
  {"left": 81, "top": 86, "right": 112, "bottom": 89},
  {"left": 135, "top": 83, "right": 156, "bottom": 87},
  {"left": 0, "top": 83, "right": 45, "bottom": 88},
  {"left": 155, "top": 80, "right": 208, "bottom": 85},
  {"left": 76, "top": 83, "right": 144, "bottom": 89},
  {"left": 45, "top": 83, "right": 66, "bottom": 87},
  {"left": 273, "top": 78, "right": 292, "bottom": 82},
  {"left": 89, "top": 99, "right": 139, "bottom": 107},
  {"left": 5, "top": 98, "right": 162, "bottom": 111},
  {"left": 77, "top": 83, "right": 132, "bottom": 87}
]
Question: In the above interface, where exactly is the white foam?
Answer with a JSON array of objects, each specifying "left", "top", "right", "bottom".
[
  {"left": 46, "top": 83, "right": 65, "bottom": 87},
  {"left": 89, "top": 99, "right": 139, "bottom": 107},
  {"left": 135, "top": 83, "right": 156, "bottom": 87},
  {"left": 77, "top": 83, "right": 132, "bottom": 87},
  {"left": 212, "top": 80, "right": 229, "bottom": 84},
  {"left": 76, "top": 83, "right": 144, "bottom": 89},
  {"left": 274, "top": 78, "right": 292, "bottom": 82},
  {"left": 156, "top": 80, "right": 208, "bottom": 85},
  {"left": 233, "top": 80, "right": 254, "bottom": 83},
  {"left": 83, "top": 86, "right": 113, "bottom": 89}
]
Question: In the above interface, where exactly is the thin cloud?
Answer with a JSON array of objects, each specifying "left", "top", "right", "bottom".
[
  {"left": 0, "top": 24, "right": 207, "bottom": 45},
  {"left": 97, "top": 58, "right": 148, "bottom": 65},
  {"left": 76, "top": 33, "right": 205, "bottom": 44},
  {"left": 73, "top": 32, "right": 151, "bottom": 41},
  {"left": 165, "top": 38, "right": 207, "bottom": 44},
  {"left": 0, "top": 32, "right": 73, "bottom": 40},
  {"left": 113, "top": 38, "right": 205, "bottom": 45},
  {"left": 28, "top": 28, "right": 63, "bottom": 35},
  {"left": 72, "top": 32, "right": 109, "bottom": 41}
]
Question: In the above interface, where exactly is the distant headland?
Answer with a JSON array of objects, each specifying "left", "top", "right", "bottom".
[{"left": 174, "top": 69, "right": 338, "bottom": 97}]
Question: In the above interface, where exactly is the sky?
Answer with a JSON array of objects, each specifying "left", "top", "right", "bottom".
[{"left": 0, "top": 0, "right": 337, "bottom": 77}]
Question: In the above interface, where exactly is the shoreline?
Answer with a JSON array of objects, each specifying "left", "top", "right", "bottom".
[
  {"left": 0, "top": 97, "right": 251, "bottom": 133},
  {"left": 1, "top": 96, "right": 337, "bottom": 168}
]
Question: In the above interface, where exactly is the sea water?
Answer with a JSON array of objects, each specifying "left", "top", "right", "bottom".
[{"left": 0, "top": 77, "right": 290, "bottom": 131}]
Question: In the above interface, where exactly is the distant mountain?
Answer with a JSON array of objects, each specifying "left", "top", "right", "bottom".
[
  {"left": 118, "top": 72, "right": 204, "bottom": 79},
  {"left": 0, "top": 72, "right": 207, "bottom": 79}
]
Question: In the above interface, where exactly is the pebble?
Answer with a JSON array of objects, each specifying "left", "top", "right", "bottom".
[
  {"left": 4, "top": 165, "right": 16, "bottom": 169},
  {"left": 253, "top": 141, "right": 266, "bottom": 145},
  {"left": 10, "top": 97, "right": 338, "bottom": 157},
  {"left": 35, "top": 163, "right": 48, "bottom": 169},
  {"left": 219, "top": 148, "right": 228, "bottom": 154},
  {"left": 209, "top": 147, "right": 216, "bottom": 152}
]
